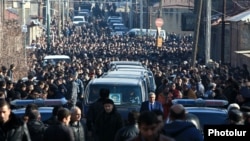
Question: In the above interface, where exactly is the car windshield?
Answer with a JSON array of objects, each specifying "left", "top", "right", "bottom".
[
  {"left": 43, "top": 58, "right": 71, "bottom": 66},
  {"left": 87, "top": 85, "right": 142, "bottom": 105},
  {"left": 74, "top": 18, "right": 84, "bottom": 21}
]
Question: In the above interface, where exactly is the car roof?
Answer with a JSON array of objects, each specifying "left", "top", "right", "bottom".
[
  {"left": 109, "top": 61, "right": 142, "bottom": 67},
  {"left": 110, "top": 61, "right": 142, "bottom": 65},
  {"left": 113, "top": 23, "right": 124, "bottom": 25},
  {"left": 73, "top": 16, "right": 85, "bottom": 18},
  {"left": 43, "top": 55, "right": 70, "bottom": 59},
  {"left": 89, "top": 77, "right": 142, "bottom": 85},
  {"left": 102, "top": 73, "right": 146, "bottom": 79},
  {"left": 115, "top": 68, "right": 150, "bottom": 73},
  {"left": 105, "top": 70, "right": 146, "bottom": 75},
  {"left": 112, "top": 65, "right": 146, "bottom": 69}
]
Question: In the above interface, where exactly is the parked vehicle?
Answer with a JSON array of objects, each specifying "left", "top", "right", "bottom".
[
  {"left": 171, "top": 99, "right": 229, "bottom": 134},
  {"left": 107, "top": 16, "right": 123, "bottom": 23},
  {"left": 42, "top": 55, "right": 71, "bottom": 67},
  {"left": 84, "top": 77, "right": 148, "bottom": 121},
  {"left": 73, "top": 16, "right": 86, "bottom": 24},
  {"left": 127, "top": 28, "right": 166, "bottom": 40}
]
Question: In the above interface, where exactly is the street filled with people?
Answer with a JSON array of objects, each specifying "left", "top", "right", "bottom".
[{"left": 1, "top": 4, "right": 250, "bottom": 141}]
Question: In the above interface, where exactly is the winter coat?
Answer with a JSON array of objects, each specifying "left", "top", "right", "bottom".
[
  {"left": 43, "top": 122, "right": 74, "bottom": 141},
  {"left": 164, "top": 121, "right": 203, "bottom": 141},
  {"left": 114, "top": 124, "right": 139, "bottom": 141},
  {"left": 95, "top": 109, "right": 123, "bottom": 141},
  {"left": 65, "top": 80, "right": 78, "bottom": 108},
  {"left": 86, "top": 98, "right": 105, "bottom": 132},
  {"left": 69, "top": 120, "right": 87, "bottom": 141},
  {"left": 0, "top": 113, "right": 31, "bottom": 141},
  {"left": 27, "top": 120, "right": 47, "bottom": 141}
]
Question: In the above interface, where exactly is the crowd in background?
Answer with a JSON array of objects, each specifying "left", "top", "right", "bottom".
[
  {"left": 5, "top": 13, "right": 249, "bottom": 105},
  {"left": 0, "top": 4, "right": 250, "bottom": 141}
]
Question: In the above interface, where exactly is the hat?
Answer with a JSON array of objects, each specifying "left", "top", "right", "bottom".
[
  {"left": 103, "top": 99, "right": 114, "bottom": 105},
  {"left": 227, "top": 103, "right": 240, "bottom": 111},
  {"left": 228, "top": 109, "right": 243, "bottom": 123}
]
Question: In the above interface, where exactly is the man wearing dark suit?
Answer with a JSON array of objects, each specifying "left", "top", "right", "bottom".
[{"left": 140, "top": 92, "right": 163, "bottom": 113}]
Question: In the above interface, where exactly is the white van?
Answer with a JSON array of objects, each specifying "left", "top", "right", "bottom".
[
  {"left": 73, "top": 16, "right": 86, "bottom": 24},
  {"left": 127, "top": 28, "right": 166, "bottom": 40},
  {"left": 42, "top": 55, "right": 71, "bottom": 66}
]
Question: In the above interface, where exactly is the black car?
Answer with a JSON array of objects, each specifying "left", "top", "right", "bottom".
[{"left": 172, "top": 99, "right": 229, "bottom": 133}]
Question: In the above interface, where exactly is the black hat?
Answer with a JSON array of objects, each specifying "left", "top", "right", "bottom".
[
  {"left": 103, "top": 99, "right": 114, "bottom": 105},
  {"left": 228, "top": 109, "right": 243, "bottom": 123}
]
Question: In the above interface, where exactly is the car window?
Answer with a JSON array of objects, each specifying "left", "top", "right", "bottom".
[
  {"left": 87, "top": 85, "right": 142, "bottom": 105},
  {"left": 74, "top": 18, "right": 84, "bottom": 21}
]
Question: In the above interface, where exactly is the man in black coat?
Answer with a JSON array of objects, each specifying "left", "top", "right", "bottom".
[
  {"left": 86, "top": 88, "right": 110, "bottom": 139},
  {"left": 27, "top": 109, "right": 48, "bottom": 141},
  {"left": 114, "top": 110, "right": 140, "bottom": 141},
  {"left": 43, "top": 108, "right": 75, "bottom": 141},
  {"left": 0, "top": 100, "right": 31, "bottom": 141},
  {"left": 95, "top": 99, "right": 124, "bottom": 141},
  {"left": 43, "top": 106, "right": 63, "bottom": 126}
]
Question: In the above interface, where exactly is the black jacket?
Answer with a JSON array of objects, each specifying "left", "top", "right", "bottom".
[
  {"left": 0, "top": 113, "right": 31, "bottom": 141},
  {"left": 27, "top": 120, "right": 48, "bottom": 141},
  {"left": 95, "top": 109, "right": 124, "bottom": 141},
  {"left": 43, "top": 116, "right": 58, "bottom": 126},
  {"left": 86, "top": 98, "right": 105, "bottom": 132},
  {"left": 114, "top": 124, "right": 139, "bottom": 141},
  {"left": 43, "top": 122, "right": 74, "bottom": 141}
]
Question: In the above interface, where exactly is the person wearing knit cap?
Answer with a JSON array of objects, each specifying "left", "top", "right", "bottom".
[{"left": 94, "top": 99, "right": 124, "bottom": 141}]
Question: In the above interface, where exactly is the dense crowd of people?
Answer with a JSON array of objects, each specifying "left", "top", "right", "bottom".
[{"left": 0, "top": 8, "right": 250, "bottom": 141}]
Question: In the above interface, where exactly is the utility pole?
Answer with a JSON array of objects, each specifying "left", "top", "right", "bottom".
[
  {"left": 158, "top": 0, "right": 162, "bottom": 18},
  {"left": 46, "top": 0, "right": 51, "bottom": 51},
  {"left": 140, "top": 0, "right": 143, "bottom": 33},
  {"left": 191, "top": 0, "right": 203, "bottom": 67},
  {"left": 205, "top": 0, "right": 211, "bottom": 65},
  {"left": 62, "top": 1, "right": 65, "bottom": 30},
  {"left": 58, "top": 0, "right": 61, "bottom": 36},
  {"left": 147, "top": 0, "right": 149, "bottom": 29},
  {"left": 129, "top": 0, "right": 133, "bottom": 28},
  {"left": 66, "top": 0, "right": 69, "bottom": 21},
  {"left": 221, "top": 0, "right": 226, "bottom": 64}
]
